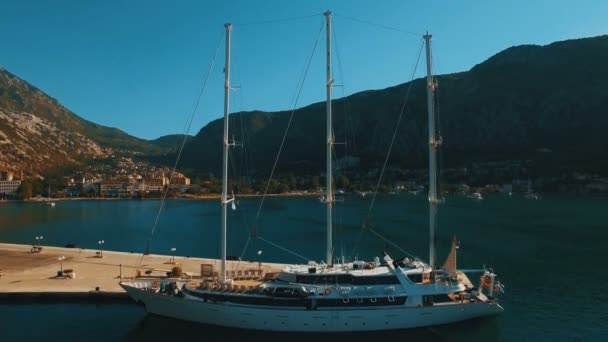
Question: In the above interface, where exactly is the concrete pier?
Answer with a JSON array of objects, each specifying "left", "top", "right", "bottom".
[{"left": 0, "top": 243, "right": 285, "bottom": 301}]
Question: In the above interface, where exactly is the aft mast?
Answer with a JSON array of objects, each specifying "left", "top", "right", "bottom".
[
  {"left": 324, "top": 11, "right": 334, "bottom": 266},
  {"left": 220, "top": 22, "right": 232, "bottom": 284},
  {"left": 424, "top": 32, "right": 440, "bottom": 270}
]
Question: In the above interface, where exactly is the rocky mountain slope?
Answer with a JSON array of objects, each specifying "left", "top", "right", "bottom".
[
  {"left": 0, "top": 68, "right": 172, "bottom": 176},
  {"left": 0, "top": 109, "right": 104, "bottom": 173},
  {"left": 177, "top": 35, "right": 608, "bottom": 178}
]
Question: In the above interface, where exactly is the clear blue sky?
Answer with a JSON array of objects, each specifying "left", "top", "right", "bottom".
[{"left": 2, "top": 0, "right": 606, "bottom": 140}]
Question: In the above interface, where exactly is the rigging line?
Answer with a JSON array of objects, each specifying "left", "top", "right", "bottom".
[
  {"left": 333, "top": 27, "right": 351, "bottom": 120},
  {"left": 135, "top": 30, "right": 224, "bottom": 271},
  {"left": 237, "top": 13, "right": 322, "bottom": 27},
  {"left": 333, "top": 15, "right": 357, "bottom": 179},
  {"left": 431, "top": 44, "right": 442, "bottom": 138},
  {"left": 229, "top": 43, "right": 245, "bottom": 191},
  {"left": 434, "top": 88, "right": 444, "bottom": 200},
  {"left": 233, "top": 235, "right": 252, "bottom": 273},
  {"left": 230, "top": 53, "right": 250, "bottom": 193},
  {"left": 332, "top": 16, "right": 355, "bottom": 171},
  {"left": 335, "top": 14, "right": 422, "bottom": 37},
  {"left": 365, "top": 39, "right": 424, "bottom": 222},
  {"left": 229, "top": 139, "right": 239, "bottom": 184},
  {"left": 331, "top": 20, "right": 351, "bottom": 165},
  {"left": 288, "top": 27, "right": 317, "bottom": 110},
  {"left": 254, "top": 20, "right": 324, "bottom": 222},
  {"left": 332, "top": 22, "right": 347, "bottom": 98},
  {"left": 328, "top": 25, "right": 349, "bottom": 196},
  {"left": 257, "top": 236, "right": 311, "bottom": 262},
  {"left": 351, "top": 39, "right": 425, "bottom": 257},
  {"left": 230, "top": 37, "right": 252, "bottom": 194},
  {"left": 238, "top": 89, "right": 248, "bottom": 193},
  {"left": 367, "top": 227, "right": 418, "bottom": 260}
]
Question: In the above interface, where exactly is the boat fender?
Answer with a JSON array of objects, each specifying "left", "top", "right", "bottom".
[
  {"left": 324, "top": 288, "right": 331, "bottom": 295},
  {"left": 152, "top": 280, "right": 159, "bottom": 289}
]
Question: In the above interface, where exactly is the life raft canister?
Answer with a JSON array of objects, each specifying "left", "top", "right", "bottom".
[{"left": 481, "top": 276, "right": 492, "bottom": 288}]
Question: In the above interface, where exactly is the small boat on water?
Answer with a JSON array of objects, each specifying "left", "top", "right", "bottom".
[
  {"left": 524, "top": 192, "right": 540, "bottom": 200},
  {"left": 468, "top": 192, "right": 483, "bottom": 200},
  {"left": 46, "top": 185, "right": 55, "bottom": 206}
]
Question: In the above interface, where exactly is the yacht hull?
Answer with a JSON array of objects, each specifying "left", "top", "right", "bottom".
[{"left": 121, "top": 281, "right": 503, "bottom": 332}]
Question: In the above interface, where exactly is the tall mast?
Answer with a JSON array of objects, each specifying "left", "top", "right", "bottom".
[
  {"left": 424, "top": 32, "right": 440, "bottom": 270},
  {"left": 220, "top": 23, "right": 232, "bottom": 284},
  {"left": 324, "top": 11, "right": 334, "bottom": 266}
]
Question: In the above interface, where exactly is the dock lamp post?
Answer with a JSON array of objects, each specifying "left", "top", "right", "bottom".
[
  {"left": 98, "top": 240, "right": 105, "bottom": 258},
  {"left": 58, "top": 255, "right": 65, "bottom": 275},
  {"left": 170, "top": 247, "right": 176, "bottom": 264},
  {"left": 257, "top": 250, "right": 263, "bottom": 270},
  {"left": 36, "top": 235, "right": 43, "bottom": 247}
]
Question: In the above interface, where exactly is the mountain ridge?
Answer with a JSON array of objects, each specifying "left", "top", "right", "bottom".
[
  {"left": 176, "top": 34, "right": 608, "bottom": 179},
  {"left": 2, "top": 34, "right": 607, "bottom": 181}
]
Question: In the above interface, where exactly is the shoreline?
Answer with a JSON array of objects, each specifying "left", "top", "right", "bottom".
[
  {"left": 2, "top": 191, "right": 323, "bottom": 204},
  {"left": 3, "top": 190, "right": 606, "bottom": 204},
  {"left": 178, "top": 191, "right": 322, "bottom": 200}
]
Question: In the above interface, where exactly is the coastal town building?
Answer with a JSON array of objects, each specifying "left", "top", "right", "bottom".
[
  {"left": 0, "top": 180, "right": 21, "bottom": 198},
  {"left": 100, "top": 179, "right": 129, "bottom": 197},
  {"left": 169, "top": 172, "right": 191, "bottom": 192},
  {"left": 0, "top": 171, "right": 21, "bottom": 199},
  {"left": 94, "top": 172, "right": 188, "bottom": 197},
  {"left": 144, "top": 178, "right": 164, "bottom": 193}
]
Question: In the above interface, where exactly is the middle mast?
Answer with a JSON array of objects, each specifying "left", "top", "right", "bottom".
[{"left": 324, "top": 11, "right": 334, "bottom": 266}]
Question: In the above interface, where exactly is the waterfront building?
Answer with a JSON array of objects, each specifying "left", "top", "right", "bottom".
[
  {"left": 0, "top": 171, "right": 21, "bottom": 199},
  {"left": 0, "top": 180, "right": 21, "bottom": 199}
]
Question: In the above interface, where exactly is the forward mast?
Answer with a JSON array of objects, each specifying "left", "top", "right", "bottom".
[{"left": 220, "top": 23, "right": 232, "bottom": 284}]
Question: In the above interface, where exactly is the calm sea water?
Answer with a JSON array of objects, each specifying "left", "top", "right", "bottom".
[{"left": 1, "top": 194, "right": 607, "bottom": 341}]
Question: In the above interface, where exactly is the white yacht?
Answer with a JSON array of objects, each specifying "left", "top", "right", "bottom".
[{"left": 121, "top": 12, "right": 504, "bottom": 332}]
